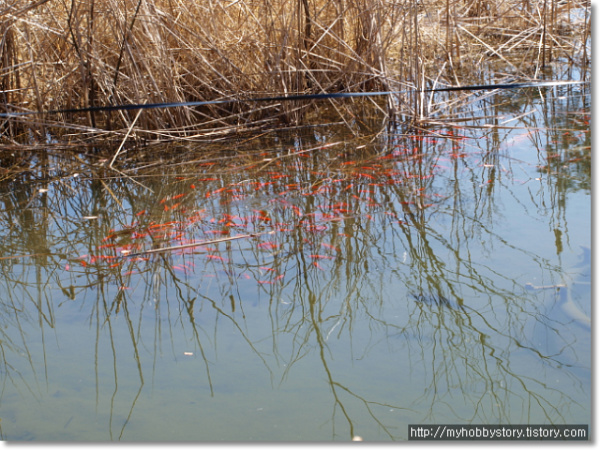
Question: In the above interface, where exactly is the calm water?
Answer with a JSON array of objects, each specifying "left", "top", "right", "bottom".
[{"left": 0, "top": 83, "right": 590, "bottom": 441}]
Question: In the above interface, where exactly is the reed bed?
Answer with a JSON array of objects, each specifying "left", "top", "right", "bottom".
[{"left": 0, "top": 0, "right": 591, "bottom": 145}]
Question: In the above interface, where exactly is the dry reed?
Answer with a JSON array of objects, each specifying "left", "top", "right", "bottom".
[{"left": 0, "top": 0, "right": 591, "bottom": 145}]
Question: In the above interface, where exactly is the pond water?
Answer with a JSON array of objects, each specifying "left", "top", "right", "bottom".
[{"left": 0, "top": 82, "right": 591, "bottom": 441}]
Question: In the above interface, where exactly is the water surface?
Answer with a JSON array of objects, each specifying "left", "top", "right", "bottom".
[{"left": 0, "top": 83, "right": 591, "bottom": 441}]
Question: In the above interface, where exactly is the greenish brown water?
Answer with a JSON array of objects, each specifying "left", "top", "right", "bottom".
[{"left": 0, "top": 83, "right": 590, "bottom": 441}]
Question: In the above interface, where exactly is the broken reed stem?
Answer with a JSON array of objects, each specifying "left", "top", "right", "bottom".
[
  {"left": 0, "top": 252, "right": 51, "bottom": 261},
  {"left": 123, "top": 230, "right": 276, "bottom": 257},
  {"left": 109, "top": 106, "right": 143, "bottom": 168}
]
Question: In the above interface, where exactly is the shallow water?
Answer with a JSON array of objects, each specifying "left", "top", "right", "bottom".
[{"left": 0, "top": 83, "right": 590, "bottom": 441}]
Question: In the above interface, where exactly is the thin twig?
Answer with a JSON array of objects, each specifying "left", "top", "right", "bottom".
[{"left": 123, "top": 230, "right": 276, "bottom": 258}]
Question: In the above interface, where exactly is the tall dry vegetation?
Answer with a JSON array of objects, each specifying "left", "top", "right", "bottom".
[{"left": 0, "top": 0, "right": 591, "bottom": 143}]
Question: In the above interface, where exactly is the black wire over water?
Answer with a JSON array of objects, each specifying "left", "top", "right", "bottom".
[{"left": 0, "top": 80, "right": 585, "bottom": 118}]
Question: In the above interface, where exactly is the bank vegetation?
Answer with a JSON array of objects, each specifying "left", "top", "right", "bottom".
[{"left": 0, "top": 0, "right": 591, "bottom": 145}]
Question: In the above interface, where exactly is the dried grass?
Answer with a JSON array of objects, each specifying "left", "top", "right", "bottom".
[{"left": 0, "top": 0, "right": 591, "bottom": 145}]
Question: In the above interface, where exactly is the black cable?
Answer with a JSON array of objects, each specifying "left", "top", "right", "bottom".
[{"left": 0, "top": 80, "right": 586, "bottom": 118}]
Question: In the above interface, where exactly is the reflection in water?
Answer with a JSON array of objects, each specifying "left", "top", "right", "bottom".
[{"left": 0, "top": 84, "right": 591, "bottom": 441}]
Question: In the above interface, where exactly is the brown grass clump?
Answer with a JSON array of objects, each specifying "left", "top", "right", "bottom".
[{"left": 0, "top": 0, "right": 591, "bottom": 144}]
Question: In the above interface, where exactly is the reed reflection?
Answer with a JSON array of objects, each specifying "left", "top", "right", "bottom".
[{"left": 0, "top": 84, "right": 590, "bottom": 440}]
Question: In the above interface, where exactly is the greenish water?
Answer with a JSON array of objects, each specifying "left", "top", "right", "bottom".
[{"left": 0, "top": 83, "right": 590, "bottom": 441}]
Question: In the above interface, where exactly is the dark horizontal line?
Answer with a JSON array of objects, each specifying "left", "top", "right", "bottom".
[{"left": 0, "top": 80, "right": 585, "bottom": 118}]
